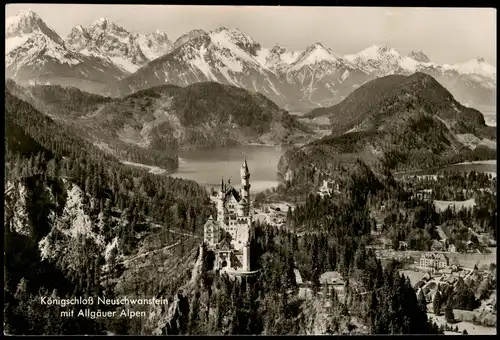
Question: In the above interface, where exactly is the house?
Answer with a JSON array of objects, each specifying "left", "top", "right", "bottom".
[
  {"left": 419, "top": 252, "right": 449, "bottom": 271},
  {"left": 466, "top": 240, "right": 474, "bottom": 252},
  {"left": 399, "top": 241, "right": 408, "bottom": 250},
  {"left": 448, "top": 244, "right": 457, "bottom": 253},
  {"left": 318, "top": 179, "right": 340, "bottom": 198},
  {"left": 319, "top": 271, "right": 345, "bottom": 295},
  {"left": 415, "top": 189, "right": 433, "bottom": 201},
  {"left": 294, "top": 269, "right": 304, "bottom": 286},
  {"left": 320, "top": 271, "right": 345, "bottom": 286}
]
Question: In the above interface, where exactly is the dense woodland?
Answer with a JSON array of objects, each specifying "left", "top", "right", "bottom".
[
  {"left": 5, "top": 81, "right": 180, "bottom": 170},
  {"left": 4, "top": 90, "right": 213, "bottom": 334},
  {"left": 280, "top": 73, "right": 496, "bottom": 186}
]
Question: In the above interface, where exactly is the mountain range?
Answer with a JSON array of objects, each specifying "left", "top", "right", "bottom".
[{"left": 5, "top": 9, "right": 497, "bottom": 112}]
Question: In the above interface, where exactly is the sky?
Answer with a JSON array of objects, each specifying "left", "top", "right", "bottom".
[{"left": 5, "top": 4, "right": 497, "bottom": 64}]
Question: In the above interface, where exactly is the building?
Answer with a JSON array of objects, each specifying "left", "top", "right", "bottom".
[
  {"left": 466, "top": 240, "right": 475, "bottom": 252},
  {"left": 318, "top": 179, "right": 340, "bottom": 198},
  {"left": 419, "top": 252, "right": 449, "bottom": 271},
  {"left": 319, "top": 271, "right": 345, "bottom": 296},
  {"left": 414, "top": 189, "right": 433, "bottom": 201},
  {"left": 294, "top": 269, "right": 304, "bottom": 286},
  {"left": 399, "top": 241, "right": 408, "bottom": 250},
  {"left": 448, "top": 244, "right": 457, "bottom": 253},
  {"left": 320, "top": 271, "right": 345, "bottom": 286},
  {"left": 203, "top": 159, "right": 254, "bottom": 274}
]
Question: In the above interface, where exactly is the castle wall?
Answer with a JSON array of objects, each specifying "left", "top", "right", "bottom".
[{"left": 205, "top": 161, "right": 254, "bottom": 273}]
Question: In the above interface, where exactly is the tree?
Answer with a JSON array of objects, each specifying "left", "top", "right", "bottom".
[
  {"left": 433, "top": 290, "right": 442, "bottom": 315},
  {"left": 444, "top": 299, "right": 455, "bottom": 324},
  {"left": 417, "top": 289, "right": 427, "bottom": 313}
]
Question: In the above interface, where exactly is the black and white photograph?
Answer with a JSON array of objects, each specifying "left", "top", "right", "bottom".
[{"left": 4, "top": 4, "right": 497, "bottom": 335}]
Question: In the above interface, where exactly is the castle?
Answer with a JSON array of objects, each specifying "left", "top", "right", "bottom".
[{"left": 203, "top": 159, "right": 254, "bottom": 274}]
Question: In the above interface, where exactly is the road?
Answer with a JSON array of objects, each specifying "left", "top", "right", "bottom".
[
  {"left": 151, "top": 223, "right": 202, "bottom": 239},
  {"left": 120, "top": 240, "right": 182, "bottom": 265}
]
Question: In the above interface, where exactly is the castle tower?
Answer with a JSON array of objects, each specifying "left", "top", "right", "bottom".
[
  {"left": 240, "top": 159, "right": 251, "bottom": 215},
  {"left": 217, "top": 177, "right": 225, "bottom": 223},
  {"left": 242, "top": 242, "right": 250, "bottom": 271}
]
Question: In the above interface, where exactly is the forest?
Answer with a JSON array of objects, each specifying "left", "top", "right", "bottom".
[{"left": 4, "top": 90, "right": 213, "bottom": 334}]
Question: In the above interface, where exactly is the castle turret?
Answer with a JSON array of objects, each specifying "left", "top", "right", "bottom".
[
  {"left": 217, "top": 177, "right": 225, "bottom": 222},
  {"left": 240, "top": 159, "right": 251, "bottom": 215}
]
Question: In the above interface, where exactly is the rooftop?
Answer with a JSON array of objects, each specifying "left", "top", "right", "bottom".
[{"left": 319, "top": 271, "right": 344, "bottom": 285}]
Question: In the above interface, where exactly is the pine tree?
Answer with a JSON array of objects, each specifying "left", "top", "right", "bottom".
[
  {"left": 444, "top": 299, "right": 455, "bottom": 324},
  {"left": 417, "top": 289, "right": 427, "bottom": 313},
  {"left": 433, "top": 290, "right": 442, "bottom": 316}
]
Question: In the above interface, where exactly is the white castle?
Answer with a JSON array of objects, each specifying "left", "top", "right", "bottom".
[{"left": 203, "top": 159, "right": 253, "bottom": 273}]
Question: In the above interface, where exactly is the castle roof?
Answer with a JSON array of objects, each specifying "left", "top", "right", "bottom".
[
  {"left": 217, "top": 239, "right": 232, "bottom": 251},
  {"left": 224, "top": 186, "right": 241, "bottom": 202}
]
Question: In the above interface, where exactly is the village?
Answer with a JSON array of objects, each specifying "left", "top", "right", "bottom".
[
  {"left": 308, "top": 176, "right": 496, "bottom": 335},
  {"left": 205, "top": 168, "right": 496, "bottom": 335}
]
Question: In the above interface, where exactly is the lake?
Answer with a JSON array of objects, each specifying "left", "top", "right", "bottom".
[
  {"left": 168, "top": 145, "right": 496, "bottom": 193},
  {"left": 407, "top": 160, "right": 497, "bottom": 178},
  {"left": 169, "top": 145, "right": 289, "bottom": 193},
  {"left": 472, "top": 105, "right": 496, "bottom": 127}
]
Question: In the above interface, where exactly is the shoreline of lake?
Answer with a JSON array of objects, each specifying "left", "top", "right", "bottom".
[
  {"left": 124, "top": 146, "right": 496, "bottom": 194},
  {"left": 455, "top": 160, "right": 496, "bottom": 166}
]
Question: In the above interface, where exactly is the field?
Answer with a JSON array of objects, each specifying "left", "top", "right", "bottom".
[
  {"left": 433, "top": 198, "right": 476, "bottom": 212},
  {"left": 427, "top": 312, "right": 496, "bottom": 335},
  {"left": 446, "top": 251, "right": 496, "bottom": 269}
]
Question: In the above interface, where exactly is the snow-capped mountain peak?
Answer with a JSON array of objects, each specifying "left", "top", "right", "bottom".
[
  {"left": 209, "top": 26, "right": 261, "bottom": 57},
  {"left": 255, "top": 44, "right": 302, "bottom": 72},
  {"left": 355, "top": 44, "right": 400, "bottom": 59},
  {"left": 408, "top": 49, "right": 431, "bottom": 63},
  {"left": 6, "top": 8, "right": 63, "bottom": 46},
  {"left": 445, "top": 57, "right": 496, "bottom": 79},
  {"left": 65, "top": 18, "right": 173, "bottom": 73},
  {"left": 172, "top": 29, "right": 207, "bottom": 51},
  {"left": 344, "top": 44, "right": 420, "bottom": 75},
  {"left": 5, "top": 10, "right": 126, "bottom": 90},
  {"left": 289, "top": 42, "right": 342, "bottom": 71},
  {"left": 88, "top": 17, "right": 129, "bottom": 35}
]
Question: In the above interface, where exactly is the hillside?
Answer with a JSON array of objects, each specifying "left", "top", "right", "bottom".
[
  {"left": 4, "top": 89, "right": 212, "bottom": 335},
  {"left": 7, "top": 81, "right": 311, "bottom": 170},
  {"left": 279, "top": 73, "right": 496, "bottom": 186}
]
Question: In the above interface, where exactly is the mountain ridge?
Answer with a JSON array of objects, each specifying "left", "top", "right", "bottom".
[
  {"left": 278, "top": 72, "right": 496, "bottom": 186},
  {"left": 5, "top": 10, "right": 496, "bottom": 111},
  {"left": 6, "top": 80, "right": 313, "bottom": 170}
]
